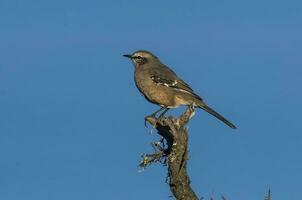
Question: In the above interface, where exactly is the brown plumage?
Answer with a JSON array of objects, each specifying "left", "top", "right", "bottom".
[{"left": 123, "top": 50, "right": 236, "bottom": 129}]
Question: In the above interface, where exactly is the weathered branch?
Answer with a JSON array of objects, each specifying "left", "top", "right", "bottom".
[
  {"left": 140, "top": 105, "right": 199, "bottom": 200},
  {"left": 139, "top": 106, "right": 272, "bottom": 200}
]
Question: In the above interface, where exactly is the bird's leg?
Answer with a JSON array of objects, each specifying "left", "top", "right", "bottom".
[
  {"left": 152, "top": 107, "right": 167, "bottom": 117},
  {"left": 144, "top": 107, "right": 166, "bottom": 127},
  {"left": 158, "top": 108, "right": 170, "bottom": 119}
]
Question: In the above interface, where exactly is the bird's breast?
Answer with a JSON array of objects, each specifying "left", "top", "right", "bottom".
[{"left": 134, "top": 70, "right": 176, "bottom": 107}]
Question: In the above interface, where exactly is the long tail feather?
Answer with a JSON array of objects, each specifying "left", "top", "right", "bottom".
[{"left": 198, "top": 103, "right": 237, "bottom": 129}]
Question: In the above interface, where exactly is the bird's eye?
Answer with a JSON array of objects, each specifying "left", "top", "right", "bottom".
[{"left": 137, "top": 56, "right": 142, "bottom": 59}]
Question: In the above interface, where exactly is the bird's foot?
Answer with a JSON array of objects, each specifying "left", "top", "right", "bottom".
[
  {"left": 158, "top": 114, "right": 166, "bottom": 121},
  {"left": 144, "top": 116, "right": 149, "bottom": 127},
  {"left": 144, "top": 115, "right": 158, "bottom": 127}
]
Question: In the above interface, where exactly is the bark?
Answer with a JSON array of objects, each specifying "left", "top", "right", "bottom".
[{"left": 140, "top": 105, "right": 199, "bottom": 200}]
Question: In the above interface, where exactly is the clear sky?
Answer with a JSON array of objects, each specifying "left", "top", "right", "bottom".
[{"left": 0, "top": 0, "right": 301, "bottom": 199}]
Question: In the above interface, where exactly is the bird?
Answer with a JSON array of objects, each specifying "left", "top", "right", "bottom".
[{"left": 123, "top": 50, "right": 236, "bottom": 129}]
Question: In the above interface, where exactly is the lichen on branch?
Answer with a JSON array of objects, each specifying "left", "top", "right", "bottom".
[{"left": 139, "top": 105, "right": 199, "bottom": 200}]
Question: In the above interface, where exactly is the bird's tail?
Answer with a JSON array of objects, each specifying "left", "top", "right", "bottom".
[{"left": 196, "top": 101, "right": 237, "bottom": 129}]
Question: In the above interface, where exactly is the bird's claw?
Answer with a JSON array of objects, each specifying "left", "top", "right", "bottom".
[
  {"left": 159, "top": 113, "right": 167, "bottom": 120},
  {"left": 144, "top": 115, "right": 157, "bottom": 127},
  {"left": 144, "top": 116, "right": 148, "bottom": 127}
]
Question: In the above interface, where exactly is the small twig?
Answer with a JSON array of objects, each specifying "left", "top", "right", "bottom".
[
  {"left": 265, "top": 188, "right": 271, "bottom": 200},
  {"left": 139, "top": 151, "right": 165, "bottom": 168}
]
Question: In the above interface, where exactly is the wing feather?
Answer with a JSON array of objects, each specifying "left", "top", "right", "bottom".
[{"left": 150, "top": 66, "right": 203, "bottom": 101}]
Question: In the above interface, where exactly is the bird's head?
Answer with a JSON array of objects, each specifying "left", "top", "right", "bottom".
[{"left": 123, "top": 50, "right": 158, "bottom": 66}]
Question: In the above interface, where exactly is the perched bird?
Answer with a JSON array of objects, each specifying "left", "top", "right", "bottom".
[{"left": 123, "top": 50, "right": 236, "bottom": 129}]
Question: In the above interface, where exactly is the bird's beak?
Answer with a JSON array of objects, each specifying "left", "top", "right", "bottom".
[{"left": 123, "top": 54, "right": 132, "bottom": 58}]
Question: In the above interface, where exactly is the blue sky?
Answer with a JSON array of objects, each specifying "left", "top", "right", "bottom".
[{"left": 0, "top": 0, "right": 301, "bottom": 199}]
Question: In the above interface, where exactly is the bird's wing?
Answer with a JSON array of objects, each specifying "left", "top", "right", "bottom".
[{"left": 150, "top": 66, "right": 203, "bottom": 101}]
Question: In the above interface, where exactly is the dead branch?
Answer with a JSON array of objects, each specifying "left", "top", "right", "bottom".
[{"left": 140, "top": 105, "right": 199, "bottom": 200}]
